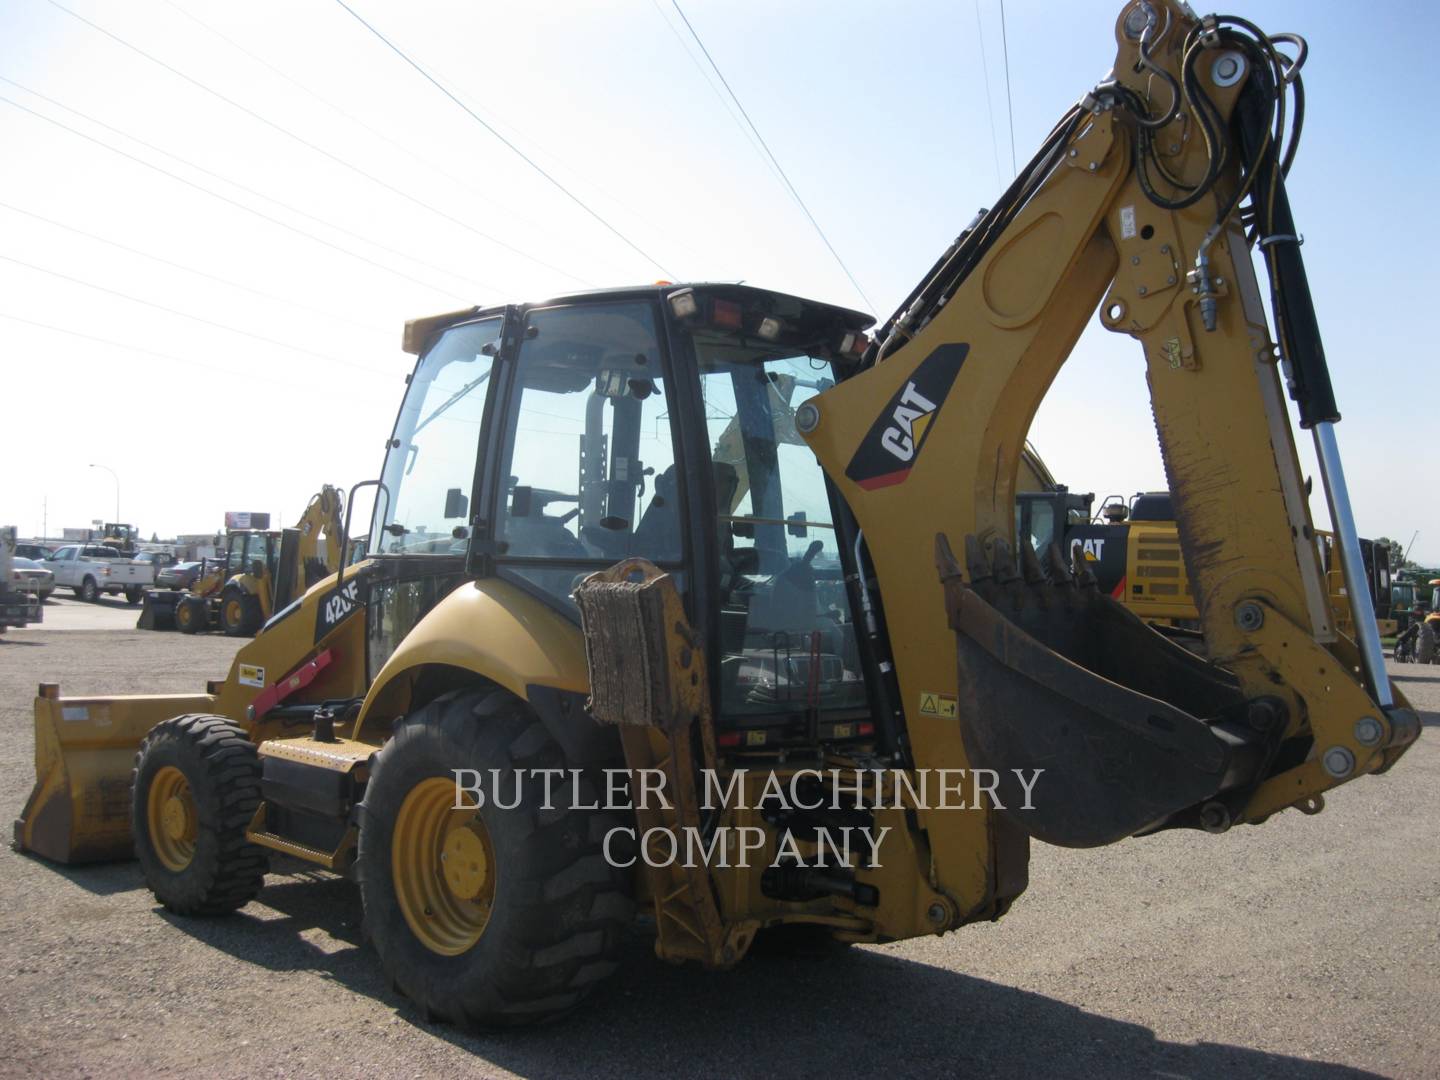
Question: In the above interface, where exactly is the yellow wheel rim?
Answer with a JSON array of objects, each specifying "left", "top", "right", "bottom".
[
  {"left": 224, "top": 599, "right": 242, "bottom": 627},
  {"left": 392, "top": 777, "right": 496, "bottom": 956},
  {"left": 147, "top": 765, "right": 197, "bottom": 872}
]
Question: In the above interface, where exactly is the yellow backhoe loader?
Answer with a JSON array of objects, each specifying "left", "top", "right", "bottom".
[
  {"left": 138, "top": 487, "right": 344, "bottom": 636},
  {"left": 13, "top": 1, "right": 1417, "bottom": 1030}
]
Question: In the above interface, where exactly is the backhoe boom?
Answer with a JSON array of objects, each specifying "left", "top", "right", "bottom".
[{"left": 798, "top": 0, "right": 1417, "bottom": 896}]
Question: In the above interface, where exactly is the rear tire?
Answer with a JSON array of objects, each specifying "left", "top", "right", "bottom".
[
  {"left": 132, "top": 714, "right": 269, "bottom": 915},
  {"left": 358, "top": 687, "right": 634, "bottom": 1029},
  {"left": 220, "top": 588, "right": 262, "bottom": 637},
  {"left": 78, "top": 576, "right": 99, "bottom": 603},
  {"left": 1419, "top": 623, "right": 1437, "bottom": 664},
  {"left": 176, "top": 595, "right": 208, "bottom": 634}
]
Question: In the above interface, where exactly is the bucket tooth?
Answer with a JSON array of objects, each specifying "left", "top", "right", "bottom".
[
  {"left": 989, "top": 537, "right": 1018, "bottom": 584},
  {"left": 1020, "top": 540, "right": 1047, "bottom": 585},
  {"left": 1070, "top": 543, "right": 1099, "bottom": 589},
  {"left": 1045, "top": 541, "right": 1074, "bottom": 585},
  {"left": 963, "top": 534, "right": 992, "bottom": 584},
  {"left": 939, "top": 532, "right": 1258, "bottom": 848}
]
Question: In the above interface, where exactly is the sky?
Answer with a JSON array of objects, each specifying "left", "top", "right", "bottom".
[{"left": 2, "top": 0, "right": 1436, "bottom": 563}]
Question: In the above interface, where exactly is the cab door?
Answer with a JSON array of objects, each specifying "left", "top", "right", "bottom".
[{"left": 479, "top": 297, "right": 687, "bottom": 614}]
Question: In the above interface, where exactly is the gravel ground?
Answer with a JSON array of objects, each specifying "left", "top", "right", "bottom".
[{"left": 1, "top": 598, "right": 1436, "bottom": 1078}]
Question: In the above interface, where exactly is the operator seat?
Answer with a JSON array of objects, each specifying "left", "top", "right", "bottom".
[
  {"left": 632, "top": 466, "right": 681, "bottom": 559},
  {"left": 632, "top": 461, "right": 745, "bottom": 564}
]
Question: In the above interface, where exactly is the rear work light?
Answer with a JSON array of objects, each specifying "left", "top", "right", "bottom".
[
  {"left": 837, "top": 330, "right": 871, "bottom": 360},
  {"left": 668, "top": 288, "right": 698, "bottom": 320}
]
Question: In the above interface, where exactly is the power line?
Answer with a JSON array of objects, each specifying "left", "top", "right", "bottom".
[
  {"left": 649, "top": 0, "right": 786, "bottom": 191},
  {"left": 0, "top": 312, "right": 388, "bottom": 404},
  {"left": 669, "top": 1, "right": 876, "bottom": 315},
  {"left": 46, "top": 0, "right": 589, "bottom": 287},
  {"left": 974, "top": 0, "right": 1004, "bottom": 188},
  {"left": 0, "top": 89, "right": 478, "bottom": 302},
  {"left": 331, "top": 0, "right": 676, "bottom": 280},
  {"left": 4, "top": 77, "right": 487, "bottom": 293},
  {"left": 0, "top": 200, "right": 388, "bottom": 335},
  {"left": 999, "top": 0, "right": 1018, "bottom": 176},
  {"left": 159, "top": 0, "right": 635, "bottom": 282},
  {"left": 0, "top": 253, "right": 394, "bottom": 378}
]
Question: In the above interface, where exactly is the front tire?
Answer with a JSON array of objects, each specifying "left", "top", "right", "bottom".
[
  {"left": 131, "top": 714, "right": 269, "bottom": 915},
  {"left": 176, "top": 595, "right": 208, "bottom": 634},
  {"left": 78, "top": 576, "right": 99, "bottom": 603},
  {"left": 220, "top": 588, "right": 262, "bottom": 637},
  {"left": 358, "top": 687, "right": 633, "bottom": 1029}
]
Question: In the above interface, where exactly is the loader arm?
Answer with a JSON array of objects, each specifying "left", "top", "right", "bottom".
[{"left": 800, "top": 1, "right": 1417, "bottom": 875}]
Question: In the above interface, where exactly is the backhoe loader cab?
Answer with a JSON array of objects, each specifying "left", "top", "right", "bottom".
[{"left": 375, "top": 284, "right": 877, "bottom": 743}]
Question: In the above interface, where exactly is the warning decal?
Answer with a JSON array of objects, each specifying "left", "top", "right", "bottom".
[
  {"left": 917, "top": 692, "right": 958, "bottom": 719},
  {"left": 238, "top": 663, "right": 266, "bottom": 689}
]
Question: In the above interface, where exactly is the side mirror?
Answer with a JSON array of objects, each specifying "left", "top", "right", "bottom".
[
  {"left": 444, "top": 488, "right": 469, "bottom": 519},
  {"left": 512, "top": 486, "right": 534, "bottom": 518},
  {"left": 787, "top": 511, "right": 808, "bottom": 538}
]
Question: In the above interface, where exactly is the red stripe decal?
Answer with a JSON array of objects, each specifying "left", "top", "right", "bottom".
[
  {"left": 248, "top": 648, "right": 333, "bottom": 720},
  {"left": 856, "top": 468, "right": 912, "bottom": 491}
]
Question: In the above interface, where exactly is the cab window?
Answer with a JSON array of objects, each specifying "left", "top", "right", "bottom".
[
  {"left": 690, "top": 341, "right": 866, "bottom": 723},
  {"left": 492, "top": 300, "right": 679, "bottom": 605},
  {"left": 374, "top": 317, "right": 501, "bottom": 555}
]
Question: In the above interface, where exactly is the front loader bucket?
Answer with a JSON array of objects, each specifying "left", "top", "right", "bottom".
[
  {"left": 938, "top": 535, "right": 1268, "bottom": 849},
  {"left": 13, "top": 685, "right": 213, "bottom": 863},
  {"left": 137, "top": 589, "right": 178, "bottom": 631}
]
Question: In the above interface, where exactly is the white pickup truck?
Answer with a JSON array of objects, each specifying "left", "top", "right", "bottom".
[{"left": 44, "top": 544, "right": 154, "bottom": 604}]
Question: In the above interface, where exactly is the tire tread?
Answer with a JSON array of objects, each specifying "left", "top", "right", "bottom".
[
  {"left": 132, "top": 714, "right": 268, "bottom": 916},
  {"left": 358, "top": 687, "right": 633, "bottom": 1029}
]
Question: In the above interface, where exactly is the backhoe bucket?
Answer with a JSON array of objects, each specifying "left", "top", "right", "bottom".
[
  {"left": 13, "top": 685, "right": 212, "bottom": 863},
  {"left": 938, "top": 535, "right": 1267, "bottom": 849},
  {"left": 136, "top": 589, "right": 178, "bottom": 631}
]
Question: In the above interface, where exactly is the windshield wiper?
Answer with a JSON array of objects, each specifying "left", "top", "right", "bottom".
[{"left": 415, "top": 369, "right": 492, "bottom": 436}]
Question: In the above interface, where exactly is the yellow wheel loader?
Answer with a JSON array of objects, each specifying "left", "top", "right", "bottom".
[
  {"left": 13, "top": 1, "right": 1419, "bottom": 1030},
  {"left": 138, "top": 487, "right": 344, "bottom": 635}
]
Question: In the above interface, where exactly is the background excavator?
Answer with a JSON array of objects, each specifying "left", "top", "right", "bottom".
[
  {"left": 1018, "top": 479, "right": 1397, "bottom": 638},
  {"left": 138, "top": 487, "right": 344, "bottom": 636},
  {"left": 13, "top": 0, "right": 1418, "bottom": 1031}
]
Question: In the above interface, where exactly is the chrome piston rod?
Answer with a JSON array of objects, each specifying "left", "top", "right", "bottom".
[{"left": 1313, "top": 421, "right": 1393, "bottom": 709}]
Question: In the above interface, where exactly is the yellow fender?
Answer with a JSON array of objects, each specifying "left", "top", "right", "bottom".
[{"left": 354, "top": 578, "right": 588, "bottom": 743}]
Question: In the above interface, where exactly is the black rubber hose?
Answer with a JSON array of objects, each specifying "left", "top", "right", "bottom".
[{"left": 1235, "top": 74, "right": 1338, "bottom": 426}]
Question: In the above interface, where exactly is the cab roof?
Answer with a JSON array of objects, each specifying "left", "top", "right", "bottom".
[{"left": 401, "top": 282, "right": 874, "bottom": 356}]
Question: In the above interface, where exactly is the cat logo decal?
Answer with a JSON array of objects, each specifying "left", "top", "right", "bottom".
[{"left": 844, "top": 344, "right": 968, "bottom": 490}]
